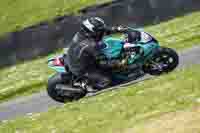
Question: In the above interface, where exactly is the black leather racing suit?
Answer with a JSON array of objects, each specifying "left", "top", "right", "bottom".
[{"left": 64, "top": 27, "right": 140, "bottom": 89}]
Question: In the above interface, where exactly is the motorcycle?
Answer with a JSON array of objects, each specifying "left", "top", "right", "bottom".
[{"left": 47, "top": 27, "right": 179, "bottom": 103}]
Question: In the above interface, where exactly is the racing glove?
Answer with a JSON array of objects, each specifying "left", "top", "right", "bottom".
[{"left": 111, "top": 25, "right": 128, "bottom": 32}]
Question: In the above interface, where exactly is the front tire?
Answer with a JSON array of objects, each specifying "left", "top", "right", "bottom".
[
  {"left": 47, "top": 73, "right": 86, "bottom": 103},
  {"left": 144, "top": 47, "right": 179, "bottom": 75}
]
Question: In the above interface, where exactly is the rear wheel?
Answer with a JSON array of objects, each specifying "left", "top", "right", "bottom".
[
  {"left": 143, "top": 47, "right": 179, "bottom": 75},
  {"left": 47, "top": 73, "right": 86, "bottom": 103}
]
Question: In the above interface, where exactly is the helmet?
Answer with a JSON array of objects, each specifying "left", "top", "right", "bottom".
[{"left": 81, "top": 17, "right": 106, "bottom": 37}]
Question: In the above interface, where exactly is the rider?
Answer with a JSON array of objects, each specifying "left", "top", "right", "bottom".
[{"left": 63, "top": 17, "right": 141, "bottom": 89}]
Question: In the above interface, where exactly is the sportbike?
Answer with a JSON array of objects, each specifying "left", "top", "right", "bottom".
[{"left": 47, "top": 27, "right": 179, "bottom": 103}]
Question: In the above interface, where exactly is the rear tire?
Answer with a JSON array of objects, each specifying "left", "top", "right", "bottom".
[{"left": 47, "top": 73, "right": 86, "bottom": 103}]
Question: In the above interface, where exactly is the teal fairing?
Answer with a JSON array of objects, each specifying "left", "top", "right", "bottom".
[
  {"left": 100, "top": 37, "right": 123, "bottom": 59},
  {"left": 101, "top": 28, "right": 160, "bottom": 66},
  {"left": 48, "top": 28, "right": 161, "bottom": 80}
]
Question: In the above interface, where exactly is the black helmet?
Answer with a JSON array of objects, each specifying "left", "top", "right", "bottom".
[{"left": 81, "top": 17, "right": 106, "bottom": 37}]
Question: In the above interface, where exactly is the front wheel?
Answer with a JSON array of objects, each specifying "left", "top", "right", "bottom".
[
  {"left": 47, "top": 73, "right": 86, "bottom": 103},
  {"left": 143, "top": 47, "right": 179, "bottom": 75}
]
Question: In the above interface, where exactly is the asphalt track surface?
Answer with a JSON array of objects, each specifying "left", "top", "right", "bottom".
[{"left": 0, "top": 46, "right": 200, "bottom": 121}]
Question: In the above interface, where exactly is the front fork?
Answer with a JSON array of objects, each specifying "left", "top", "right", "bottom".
[
  {"left": 148, "top": 61, "right": 163, "bottom": 72},
  {"left": 145, "top": 58, "right": 169, "bottom": 73}
]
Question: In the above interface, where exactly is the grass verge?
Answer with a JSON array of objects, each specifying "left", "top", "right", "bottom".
[
  {"left": 0, "top": 65, "right": 200, "bottom": 132},
  {"left": 1, "top": 11, "right": 200, "bottom": 103},
  {"left": 130, "top": 106, "right": 200, "bottom": 133},
  {"left": 145, "top": 11, "right": 200, "bottom": 50}
]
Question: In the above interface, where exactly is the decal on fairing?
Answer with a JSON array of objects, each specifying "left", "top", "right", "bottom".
[
  {"left": 101, "top": 37, "right": 123, "bottom": 59},
  {"left": 140, "top": 31, "right": 153, "bottom": 43}
]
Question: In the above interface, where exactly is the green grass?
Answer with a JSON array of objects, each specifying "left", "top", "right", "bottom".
[
  {"left": 130, "top": 107, "right": 200, "bottom": 133},
  {"left": 0, "top": 56, "right": 53, "bottom": 102},
  {"left": 145, "top": 11, "right": 200, "bottom": 50},
  {"left": 0, "top": 0, "right": 111, "bottom": 37},
  {"left": 1, "top": 65, "right": 200, "bottom": 132},
  {"left": 1, "top": 11, "right": 200, "bottom": 103}
]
